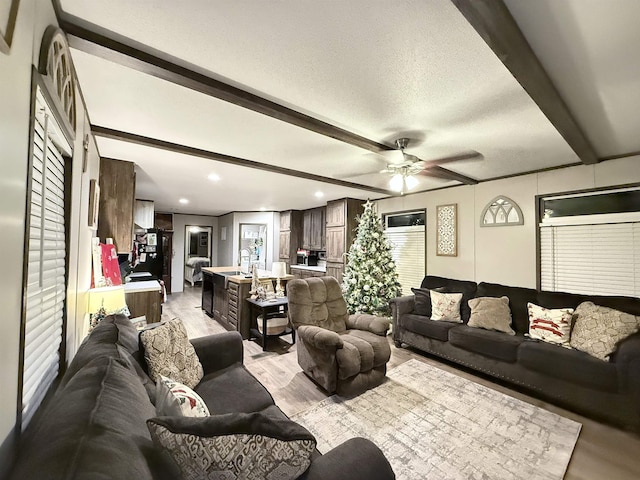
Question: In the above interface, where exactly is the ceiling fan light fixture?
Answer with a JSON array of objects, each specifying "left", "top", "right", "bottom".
[
  {"left": 405, "top": 175, "right": 419, "bottom": 190},
  {"left": 389, "top": 173, "right": 404, "bottom": 192}
]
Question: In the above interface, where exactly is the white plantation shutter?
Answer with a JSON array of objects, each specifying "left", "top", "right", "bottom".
[
  {"left": 385, "top": 225, "right": 426, "bottom": 295},
  {"left": 540, "top": 222, "right": 640, "bottom": 297},
  {"left": 21, "top": 91, "right": 69, "bottom": 429}
]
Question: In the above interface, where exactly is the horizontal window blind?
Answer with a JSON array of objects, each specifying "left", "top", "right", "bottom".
[
  {"left": 22, "top": 92, "right": 68, "bottom": 429},
  {"left": 540, "top": 222, "right": 640, "bottom": 297},
  {"left": 385, "top": 225, "right": 425, "bottom": 296}
]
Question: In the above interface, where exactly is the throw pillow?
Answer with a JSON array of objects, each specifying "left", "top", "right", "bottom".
[
  {"left": 155, "top": 375, "right": 209, "bottom": 417},
  {"left": 147, "top": 412, "right": 317, "bottom": 480},
  {"left": 468, "top": 296, "right": 515, "bottom": 335},
  {"left": 527, "top": 302, "right": 573, "bottom": 346},
  {"left": 411, "top": 287, "right": 446, "bottom": 316},
  {"left": 140, "top": 319, "right": 204, "bottom": 388},
  {"left": 570, "top": 301, "right": 640, "bottom": 361},
  {"left": 430, "top": 290, "right": 463, "bottom": 323}
]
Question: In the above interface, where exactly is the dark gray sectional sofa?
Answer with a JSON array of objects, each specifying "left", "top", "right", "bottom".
[
  {"left": 390, "top": 276, "right": 640, "bottom": 432},
  {"left": 9, "top": 315, "right": 395, "bottom": 480}
]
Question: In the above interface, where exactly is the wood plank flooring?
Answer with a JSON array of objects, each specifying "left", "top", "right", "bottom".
[{"left": 164, "top": 284, "right": 640, "bottom": 480}]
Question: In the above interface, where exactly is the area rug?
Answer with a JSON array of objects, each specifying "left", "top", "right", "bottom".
[{"left": 292, "top": 359, "right": 581, "bottom": 480}]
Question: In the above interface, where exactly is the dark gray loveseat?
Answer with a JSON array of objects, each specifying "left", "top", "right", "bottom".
[
  {"left": 9, "top": 315, "right": 395, "bottom": 479},
  {"left": 390, "top": 276, "right": 640, "bottom": 432}
]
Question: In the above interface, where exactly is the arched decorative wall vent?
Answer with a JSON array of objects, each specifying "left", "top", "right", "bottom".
[
  {"left": 38, "top": 26, "right": 76, "bottom": 133},
  {"left": 480, "top": 196, "right": 523, "bottom": 226}
]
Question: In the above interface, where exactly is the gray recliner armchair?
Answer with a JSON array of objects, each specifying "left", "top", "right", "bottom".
[{"left": 287, "top": 276, "right": 392, "bottom": 396}]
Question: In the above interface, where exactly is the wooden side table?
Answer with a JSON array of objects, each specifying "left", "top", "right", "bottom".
[{"left": 246, "top": 297, "right": 295, "bottom": 351}]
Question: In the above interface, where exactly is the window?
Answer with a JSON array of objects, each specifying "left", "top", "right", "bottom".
[
  {"left": 384, "top": 211, "right": 426, "bottom": 295},
  {"left": 20, "top": 87, "right": 71, "bottom": 429},
  {"left": 538, "top": 187, "right": 640, "bottom": 297}
]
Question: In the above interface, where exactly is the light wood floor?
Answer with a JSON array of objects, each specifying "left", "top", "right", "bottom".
[{"left": 164, "top": 284, "right": 640, "bottom": 480}]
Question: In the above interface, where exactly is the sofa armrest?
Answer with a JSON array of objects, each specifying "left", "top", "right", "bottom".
[
  {"left": 190, "top": 331, "right": 243, "bottom": 374},
  {"left": 300, "top": 437, "right": 395, "bottom": 480},
  {"left": 614, "top": 333, "right": 640, "bottom": 394},
  {"left": 298, "top": 325, "right": 343, "bottom": 351},
  {"left": 389, "top": 295, "right": 415, "bottom": 333},
  {"left": 346, "top": 314, "right": 390, "bottom": 336}
]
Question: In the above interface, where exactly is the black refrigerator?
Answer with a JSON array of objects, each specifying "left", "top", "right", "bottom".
[{"left": 132, "top": 229, "right": 164, "bottom": 279}]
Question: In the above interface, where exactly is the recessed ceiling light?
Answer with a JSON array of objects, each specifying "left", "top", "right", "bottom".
[
  {"left": 315, "top": 191, "right": 324, "bottom": 198},
  {"left": 208, "top": 173, "right": 220, "bottom": 181},
  {"left": 179, "top": 198, "right": 189, "bottom": 204}
]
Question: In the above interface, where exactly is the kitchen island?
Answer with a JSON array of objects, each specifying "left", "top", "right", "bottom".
[{"left": 201, "top": 266, "right": 293, "bottom": 338}]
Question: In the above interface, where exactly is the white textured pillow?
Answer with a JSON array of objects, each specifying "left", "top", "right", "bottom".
[
  {"left": 156, "top": 376, "right": 209, "bottom": 417},
  {"left": 570, "top": 302, "right": 640, "bottom": 361},
  {"left": 430, "top": 290, "right": 463, "bottom": 323},
  {"left": 527, "top": 303, "right": 573, "bottom": 346},
  {"left": 468, "top": 296, "right": 515, "bottom": 335},
  {"left": 140, "top": 319, "right": 204, "bottom": 388}
]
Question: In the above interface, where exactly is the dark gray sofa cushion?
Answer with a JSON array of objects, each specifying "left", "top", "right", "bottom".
[
  {"left": 420, "top": 276, "right": 477, "bottom": 322},
  {"left": 195, "top": 364, "right": 275, "bottom": 414},
  {"left": 519, "top": 340, "right": 619, "bottom": 392},
  {"left": 449, "top": 325, "right": 525, "bottom": 362},
  {"left": 10, "top": 356, "right": 178, "bottom": 480},
  {"left": 401, "top": 313, "right": 459, "bottom": 341},
  {"left": 476, "top": 282, "right": 538, "bottom": 335}
]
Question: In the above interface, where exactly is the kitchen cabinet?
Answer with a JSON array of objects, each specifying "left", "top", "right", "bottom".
[
  {"left": 201, "top": 270, "right": 214, "bottom": 316},
  {"left": 323, "top": 198, "right": 364, "bottom": 283},
  {"left": 98, "top": 158, "right": 135, "bottom": 254},
  {"left": 279, "top": 210, "right": 302, "bottom": 271},
  {"left": 124, "top": 281, "right": 162, "bottom": 324},
  {"left": 302, "top": 207, "right": 325, "bottom": 251}
]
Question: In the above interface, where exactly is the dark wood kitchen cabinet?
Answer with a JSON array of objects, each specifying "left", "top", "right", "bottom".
[
  {"left": 302, "top": 207, "right": 325, "bottom": 251},
  {"left": 97, "top": 158, "right": 135, "bottom": 254},
  {"left": 279, "top": 210, "right": 302, "bottom": 271},
  {"left": 324, "top": 198, "right": 363, "bottom": 283}
]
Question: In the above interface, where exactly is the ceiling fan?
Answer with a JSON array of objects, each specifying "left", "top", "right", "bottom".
[{"left": 378, "top": 138, "right": 482, "bottom": 194}]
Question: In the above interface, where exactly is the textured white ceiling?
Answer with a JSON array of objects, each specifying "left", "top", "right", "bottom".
[{"left": 59, "top": 0, "right": 632, "bottom": 216}]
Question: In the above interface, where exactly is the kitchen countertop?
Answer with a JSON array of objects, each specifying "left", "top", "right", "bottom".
[
  {"left": 123, "top": 280, "right": 161, "bottom": 293},
  {"left": 290, "top": 265, "right": 327, "bottom": 272},
  {"left": 202, "top": 266, "right": 294, "bottom": 284}
]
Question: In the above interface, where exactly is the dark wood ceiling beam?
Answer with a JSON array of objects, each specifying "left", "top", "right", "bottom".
[
  {"left": 91, "top": 125, "right": 395, "bottom": 195},
  {"left": 451, "top": 0, "right": 598, "bottom": 165},
  {"left": 422, "top": 165, "right": 478, "bottom": 185},
  {"left": 59, "top": 16, "right": 392, "bottom": 154}
]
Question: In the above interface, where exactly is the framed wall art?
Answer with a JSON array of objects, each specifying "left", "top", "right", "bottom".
[
  {"left": 88, "top": 179, "right": 100, "bottom": 229},
  {"left": 436, "top": 203, "right": 457, "bottom": 256},
  {"left": 0, "top": 0, "right": 20, "bottom": 55}
]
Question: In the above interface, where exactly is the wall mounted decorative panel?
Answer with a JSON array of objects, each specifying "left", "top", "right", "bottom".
[
  {"left": 480, "top": 196, "right": 523, "bottom": 226},
  {"left": 436, "top": 204, "right": 457, "bottom": 256}
]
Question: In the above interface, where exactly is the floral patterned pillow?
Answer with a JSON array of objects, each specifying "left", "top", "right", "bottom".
[
  {"left": 430, "top": 290, "right": 463, "bottom": 323},
  {"left": 527, "top": 302, "right": 574, "bottom": 346},
  {"left": 156, "top": 376, "right": 210, "bottom": 417}
]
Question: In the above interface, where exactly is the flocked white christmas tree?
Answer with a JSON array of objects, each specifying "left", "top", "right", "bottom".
[{"left": 342, "top": 200, "right": 401, "bottom": 316}]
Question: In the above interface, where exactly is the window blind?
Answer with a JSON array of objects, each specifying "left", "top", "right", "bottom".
[
  {"left": 21, "top": 91, "right": 68, "bottom": 429},
  {"left": 384, "top": 225, "right": 425, "bottom": 295},
  {"left": 540, "top": 222, "right": 640, "bottom": 297}
]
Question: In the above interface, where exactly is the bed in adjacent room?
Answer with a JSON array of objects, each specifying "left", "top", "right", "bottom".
[{"left": 184, "top": 256, "right": 210, "bottom": 286}]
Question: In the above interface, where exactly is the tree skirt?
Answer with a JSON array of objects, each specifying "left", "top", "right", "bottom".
[{"left": 292, "top": 359, "right": 581, "bottom": 480}]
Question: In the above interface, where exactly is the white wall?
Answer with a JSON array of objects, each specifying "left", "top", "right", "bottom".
[
  {"left": 232, "top": 211, "right": 279, "bottom": 270},
  {"left": 171, "top": 214, "right": 218, "bottom": 293},
  {"left": 217, "top": 213, "right": 234, "bottom": 267},
  {"left": 375, "top": 157, "right": 640, "bottom": 288},
  {"left": 0, "top": 0, "right": 101, "bottom": 470}
]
